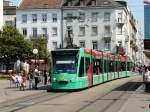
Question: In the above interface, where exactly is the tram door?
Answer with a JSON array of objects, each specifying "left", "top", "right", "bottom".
[
  {"left": 109, "top": 61, "right": 113, "bottom": 80},
  {"left": 86, "top": 58, "right": 92, "bottom": 87},
  {"left": 117, "top": 61, "right": 120, "bottom": 78}
]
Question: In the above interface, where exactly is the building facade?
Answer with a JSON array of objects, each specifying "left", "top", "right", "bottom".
[
  {"left": 3, "top": 0, "right": 16, "bottom": 27},
  {"left": 0, "top": 0, "right": 3, "bottom": 29},
  {"left": 144, "top": 4, "right": 150, "bottom": 40},
  {"left": 135, "top": 23, "right": 145, "bottom": 65},
  {"left": 144, "top": 2, "right": 150, "bottom": 61},
  {"left": 16, "top": 0, "right": 62, "bottom": 51},
  {"left": 16, "top": 0, "right": 139, "bottom": 61},
  {"left": 62, "top": 0, "right": 129, "bottom": 54}
]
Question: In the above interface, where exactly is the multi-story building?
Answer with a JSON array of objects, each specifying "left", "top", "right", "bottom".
[
  {"left": 16, "top": 0, "right": 138, "bottom": 61},
  {"left": 16, "top": 0, "right": 62, "bottom": 51},
  {"left": 136, "top": 23, "right": 145, "bottom": 65},
  {"left": 62, "top": 0, "right": 130, "bottom": 54},
  {"left": 3, "top": 0, "right": 16, "bottom": 27},
  {"left": 0, "top": 0, "right": 3, "bottom": 29},
  {"left": 144, "top": 1, "right": 150, "bottom": 62},
  {"left": 127, "top": 12, "right": 138, "bottom": 62}
]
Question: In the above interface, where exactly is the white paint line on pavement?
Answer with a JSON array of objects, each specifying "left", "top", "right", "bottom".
[{"left": 18, "top": 102, "right": 35, "bottom": 105}]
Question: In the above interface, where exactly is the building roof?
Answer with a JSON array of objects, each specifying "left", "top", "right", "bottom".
[
  {"left": 18, "top": 0, "right": 126, "bottom": 9},
  {"left": 19, "top": 0, "right": 64, "bottom": 9},
  {"left": 63, "top": 0, "right": 125, "bottom": 8}
]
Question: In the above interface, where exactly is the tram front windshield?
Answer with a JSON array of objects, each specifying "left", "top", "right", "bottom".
[{"left": 52, "top": 50, "right": 78, "bottom": 74}]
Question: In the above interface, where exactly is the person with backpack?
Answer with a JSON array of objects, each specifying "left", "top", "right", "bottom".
[
  {"left": 43, "top": 70, "right": 47, "bottom": 85},
  {"left": 28, "top": 69, "right": 34, "bottom": 89},
  {"left": 34, "top": 66, "right": 40, "bottom": 89},
  {"left": 143, "top": 66, "right": 150, "bottom": 91}
]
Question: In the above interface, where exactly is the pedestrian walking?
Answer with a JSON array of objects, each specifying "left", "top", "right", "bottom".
[
  {"left": 34, "top": 66, "right": 40, "bottom": 89},
  {"left": 44, "top": 70, "right": 47, "bottom": 85},
  {"left": 28, "top": 69, "right": 34, "bottom": 89},
  {"left": 143, "top": 66, "right": 150, "bottom": 91}
]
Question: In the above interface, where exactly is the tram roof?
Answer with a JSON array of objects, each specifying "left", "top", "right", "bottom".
[{"left": 52, "top": 48, "right": 80, "bottom": 51}]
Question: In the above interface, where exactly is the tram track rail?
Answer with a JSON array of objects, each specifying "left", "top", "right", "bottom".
[
  {"left": 0, "top": 76, "right": 142, "bottom": 112},
  {"left": 0, "top": 92, "right": 71, "bottom": 112},
  {"left": 76, "top": 79, "right": 142, "bottom": 112}
]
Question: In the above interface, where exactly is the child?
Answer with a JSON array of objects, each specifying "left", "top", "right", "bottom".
[{"left": 20, "top": 71, "right": 27, "bottom": 91}]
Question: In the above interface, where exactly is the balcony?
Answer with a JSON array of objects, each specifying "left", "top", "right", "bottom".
[
  {"left": 30, "top": 34, "right": 49, "bottom": 43},
  {"left": 116, "top": 18, "right": 126, "bottom": 25}
]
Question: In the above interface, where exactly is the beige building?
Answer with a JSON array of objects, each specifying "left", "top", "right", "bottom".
[
  {"left": 127, "top": 12, "right": 138, "bottom": 62},
  {"left": 0, "top": 0, "right": 3, "bottom": 29},
  {"left": 3, "top": 0, "right": 16, "bottom": 27}
]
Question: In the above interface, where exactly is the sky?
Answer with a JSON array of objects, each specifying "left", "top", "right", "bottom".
[
  {"left": 125, "top": 0, "right": 144, "bottom": 32},
  {"left": 11, "top": 0, "right": 144, "bottom": 32}
]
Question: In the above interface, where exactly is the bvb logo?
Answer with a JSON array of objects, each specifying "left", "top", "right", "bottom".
[{"left": 60, "top": 76, "right": 64, "bottom": 81}]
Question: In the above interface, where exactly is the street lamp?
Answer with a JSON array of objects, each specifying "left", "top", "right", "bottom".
[{"left": 33, "top": 49, "right": 38, "bottom": 67}]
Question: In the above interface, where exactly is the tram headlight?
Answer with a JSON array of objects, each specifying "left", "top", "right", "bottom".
[
  {"left": 71, "top": 78, "right": 75, "bottom": 82},
  {"left": 53, "top": 78, "right": 56, "bottom": 82}
]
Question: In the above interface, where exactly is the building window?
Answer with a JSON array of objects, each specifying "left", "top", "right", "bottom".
[
  {"left": 91, "top": 0, "right": 96, "bottom": 6},
  {"left": 104, "top": 12, "right": 110, "bottom": 21},
  {"left": 104, "top": 40, "right": 111, "bottom": 50},
  {"left": 22, "top": 14, "right": 27, "bottom": 23},
  {"left": 79, "top": 26, "right": 85, "bottom": 36},
  {"left": 52, "top": 27, "right": 57, "bottom": 36},
  {"left": 42, "top": 14, "right": 47, "bottom": 22},
  {"left": 92, "top": 41, "right": 98, "bottom": 50},
  {"left": 66, "top": 13, "right": 73, "bottom": 22},
  {"left": 80, "top": 0, "right": 85, "bottom": 6},
  {"left": 32, "top": 14, "right": 37, "bottom": 22},
  {"left": 68, "top": 0, "right": 73, "bottom": 6},
  {"left": 32, "top": 28, "right": 37, "bottom": 37},
  {"left": 79, "top": 12, "right": 85, "bottom": 22},
  {"left": 79, "top": 41, "right": 85, "bottom": 47},
  {"left": 91, "top": 12, "right": 98, "bottom": 22},
  {"left": 52, "top": 42, "right": 57, "bottom": 49},
  {"left": 52, "top": 13, "right": 57, "bottom": 22},
  {"left": 91, "top": 26, "right": 98, "bottom": 36},
  {"left": 42, "top": 28, "right": 47, "bottom": 37},
  {"left": 118, "top": 12, "right": 123, "bottom": 22},
  {"left": 117, "top": 26, "right": 122, "bottom": 34},
  {"left": 22, "top": 28, "right": 27, "bottom": 36},
  {"left": 104, "top": 25, "right": 111, "bottom": 34},
  {"left": 5, "top": 21, "right": 13, "bottom": 26}
]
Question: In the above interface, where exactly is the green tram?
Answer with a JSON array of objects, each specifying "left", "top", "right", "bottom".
[{"left": 50, "top": 48, "right": 135, "bottom": 90}]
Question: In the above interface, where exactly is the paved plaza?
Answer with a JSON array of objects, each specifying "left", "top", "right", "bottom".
[{"left": 0, "top": 79, "right": 49, "bottom": 103}]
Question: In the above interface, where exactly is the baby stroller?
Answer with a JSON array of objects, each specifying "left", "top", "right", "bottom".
[{"left": 10, "top": 75, "right": 19, "bottom": 88}]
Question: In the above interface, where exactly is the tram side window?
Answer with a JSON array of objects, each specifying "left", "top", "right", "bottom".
[
  {"left": 79, "top": 57, "right": 84, "bottom": 77},
  {"left": 96, "top": 60, "right": 100, "bottom": 75},
  {"left": 112, "top": 61, "right": 115, "bottom": 72},
  {"left": 127, "top": 62, "right": 130, "bottom": 71},
  {"left": 104, "top": 60, "right": 107, "bottom": 73},
  {"left": 93, "top": 59, "right": 100, "bottom": 75},
  {"left": 109, "top": 61, "right": 114, "bottom": 72},
  {"left": 99, "top": 59, "right": 102, "bottom": 74},
  {"left": 121, "top": 62, "right": 126, "bottom": 71},
  {"left": 93, "top": 59, "right": 96, "bottom": 74},
  {"left": 118, "top": 62, "right": 121, "bottom": 71},
  {"left": 86, "top": 58, "right": 90, "bottom": 75},
  {"left": 116, "top": 61, "right": 119, "bottom": 72},
  {"left": 93, "top": 59, "right": 99, "bottom": 75}
]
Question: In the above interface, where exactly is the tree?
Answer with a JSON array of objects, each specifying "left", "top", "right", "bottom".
[
  {"left": 33, "top": 36, "right": 48, "bottom": 59},
  {"left": 0, "top": 26, "right": 33, "bottom": 63}
]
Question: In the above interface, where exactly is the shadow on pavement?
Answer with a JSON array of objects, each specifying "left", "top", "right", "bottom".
[{"left": 113, "top": 82, "right": 142, "bottom": 91}]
